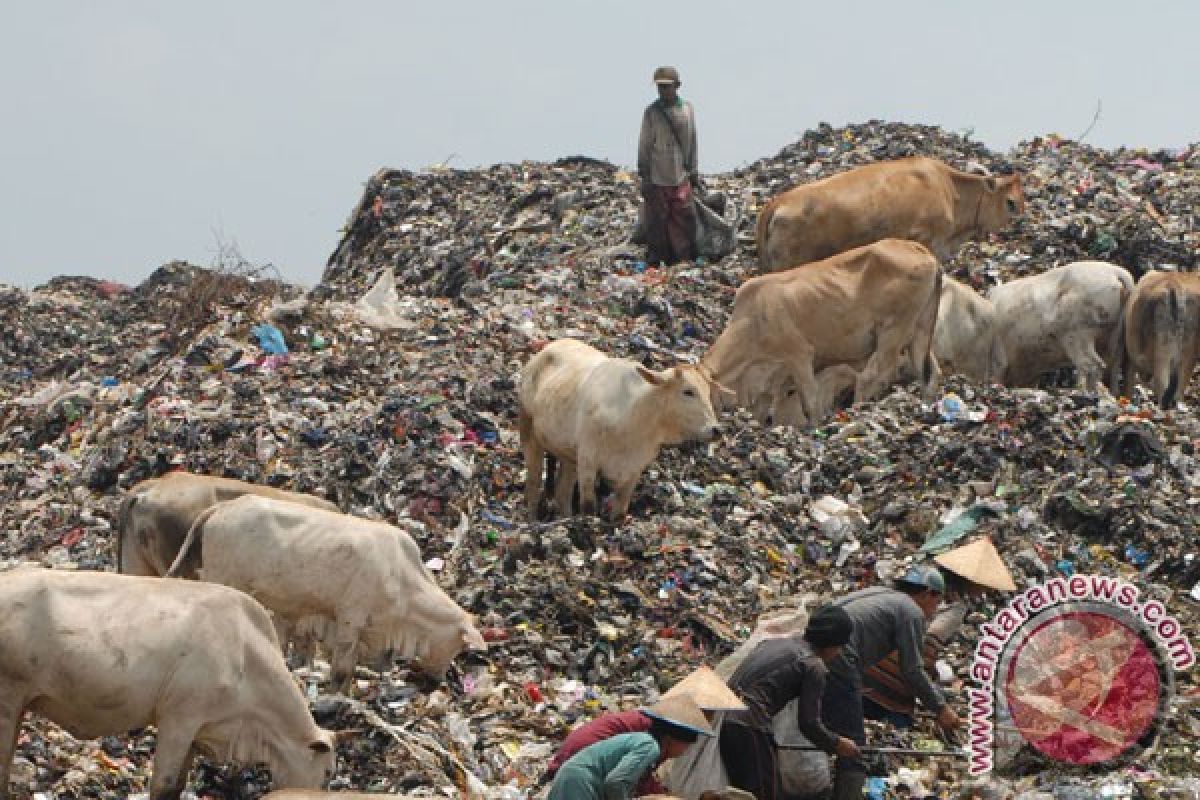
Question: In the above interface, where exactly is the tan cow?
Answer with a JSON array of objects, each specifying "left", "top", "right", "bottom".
[
  {"left": 168, "top": 496, "right": 486, "bottom": 694},
  {"left": 1111, "top": 271, "right": 1200, "bottom": 407},
  {"left": 703, "top": 239, "right": 942, "bottom": 422},
  {"left": 117, "top": 471, "right": 338, "bottom": 578},
  {"left": 756, "top": 156, "right": 1024, "bottom": 271},
  {"left": 0, "top": 568, "right": 335, "bottom": 800},
  {"left": 518, "top": 339, "right": 724, "bottom": 521}
]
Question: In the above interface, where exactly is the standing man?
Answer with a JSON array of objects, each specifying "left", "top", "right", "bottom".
[
  {"left": 637, "top": 65, "right": 699, "bottom": 265},
  {"left": 823, "top": 566, "right": 962, "bottom": 800}
]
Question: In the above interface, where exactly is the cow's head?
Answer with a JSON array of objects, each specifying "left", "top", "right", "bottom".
[
  {"left": 418, "top": 618, "right": 487, "bottom": 678},
  {"left": 272, "top": 728, "right": 337, "bottom": 790},
  {"left": 979, "top": 173, "right": 1025, "bottom": 232},
  {"left": 636, "top": 364, "right": 723, "bottom": 444}
]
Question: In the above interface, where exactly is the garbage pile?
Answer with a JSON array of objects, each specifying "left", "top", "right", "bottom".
[{"left": 2, "top": 120, "right": 1199, "bottom": 800}]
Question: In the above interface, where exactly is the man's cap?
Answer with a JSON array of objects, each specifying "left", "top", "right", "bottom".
[
  {"left": 643, "top": 693, "right": 715, "bottom": 738},
  {"left": 653, "top": 66, "right": 681, "bottom": 85},
  {"left": 660, "top": 666, "right": 746, "bottom": 711},
  {"left": 897, "top": 564, "right": 946, "bottom": 594},
  {"left": 804, "top": 604, "right": 854, "bottom": 648},
  {"left": 933, "top": 537, "right": 1017, "bottom": 591}
]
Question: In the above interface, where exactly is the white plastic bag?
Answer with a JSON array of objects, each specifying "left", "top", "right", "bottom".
[{"left": 353, "top": 267, "right": 418, "bottom": 330}]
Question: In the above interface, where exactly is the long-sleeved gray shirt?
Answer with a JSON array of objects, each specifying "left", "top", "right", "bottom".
[
  {"left": 637, "top": 98, "right": 697, "bottom": 187},
  {"left": 830, "top": 587, "right": 946, "bottom": 712},
  {"left": 725, "top": 634, "right": 840, "bottom": 753}
]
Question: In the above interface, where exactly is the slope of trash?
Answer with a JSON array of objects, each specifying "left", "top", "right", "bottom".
[{"left": 2, "top": 120, "right": 1199, "bottom": 799}]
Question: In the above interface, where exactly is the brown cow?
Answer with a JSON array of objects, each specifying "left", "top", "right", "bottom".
[
  {"left": 756, "top": 156, "right": 1023, "bottom": 271},
  {"left": 703, "top": 239, "right": 942, "bottom": 423},
  {"left": 116, "top": 472, "right": 338, "bottom": 577},
  {"left": 1111, "top": 271, "right": 1200, "bottom": 407}
]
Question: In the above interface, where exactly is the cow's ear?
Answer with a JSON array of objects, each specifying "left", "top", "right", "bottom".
[
  {"left": 310, "top": 737, "right": 334, "bottom": 753},
  {"left": 636, "top": 365, "right": 665, "bottom": 386},
  {"left": 462, "top": 625, "right": 487, "bottom": 650}
]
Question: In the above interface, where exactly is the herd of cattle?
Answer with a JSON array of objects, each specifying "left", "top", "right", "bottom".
[
  {"left": 2, "top": 154, "right": 1198, "bottom": 799},
  {"left": 520, "top": 156, "right": 1199, "bottom": 520}
]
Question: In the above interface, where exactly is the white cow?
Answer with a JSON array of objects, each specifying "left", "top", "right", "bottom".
[
  {"left": 933, "top": 278, "right": 1005, "bottom": 384},
  {"left": 986, "top": 261, "right": 1134, "bottom": 389},
  {"left": 0, "top": 569, "right": 335, "bottom": 800},
  {"left": 518, "top": 338, "right": 725, "bottom": 521},
  {"left": 168, "top": 496, "right": 486, "bottom": 694}
]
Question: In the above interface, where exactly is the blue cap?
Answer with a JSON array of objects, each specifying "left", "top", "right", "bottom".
[{"left": 898, "top": 564, "right": 946, "bottom": 594}]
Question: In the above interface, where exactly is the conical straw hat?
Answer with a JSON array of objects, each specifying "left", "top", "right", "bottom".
[
  {"left": 643, "top": 693, "right": 715, "bottom": 737},
  {"left": 660, "top": 666, "right": 746, "bottom": 711},
  {"left": 933, "top": 537, "right": 1016, "bottom": 591}
]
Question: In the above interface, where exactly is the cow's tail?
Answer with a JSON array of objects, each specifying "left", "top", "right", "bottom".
[
  {"left": 1106, "top": 285, "right": 1131, "bottom": 398},
  {"left": 912, "top": 266, "right": 944, "bottom": 400},
  {"left": 1153, "top": 287, "right": 1185, "bottom": 408},
  {"left": 165, "top": 504, "right": 220, "bottom": 578},
  {"left": 755, "top": 196, "right": 778, "bottom": 271}
]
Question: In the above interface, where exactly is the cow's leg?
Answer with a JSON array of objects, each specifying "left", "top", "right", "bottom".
[
  {"left": 783, "top": 353, "right": 821, "bottom": 422},
  {"left": 329, "top": 618, "right": 364, "bottom": 694},
  {"left": 576, "top": 456, "right": 600, "bottom": 517},
  {"left": 1061, "top": 333, "right": 1105, "bottom": 390},
  {"left": 0, "top": 705, "right": 26, "bottom": 800},
  {"left": 519, "top": 412, "right": 545, "bottom": 522},
  {"left": 149, "top": 724, "right": 198, "bottom": 800},
  {"left": 552, "top": 458, "right": 577, "bottom": 518},
  {"left": 854, "top": 342, "right": 905, "bottom": 404},
  {"left": 610, "top": 480, "right": 636, "bottom": 521}
]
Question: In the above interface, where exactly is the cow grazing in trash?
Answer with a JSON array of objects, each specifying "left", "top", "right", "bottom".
[
  {"left": 1111, "top": 270, "right": 1200, "bottom": 407},
  {"left": 703, "top": 239, "right": 943, "bottom": 425},
  {"left": 756, "top": 156, "right": 1024, "bottom": 270},
  {"left": 117, "top": 471, "right": 338, "bottom": 578},
  {"left": 936, "top": 262, "right": 1134, "bottom": 389},
  {"left": 167, "top": 496, "right": 486, "bottom": 694},
  {"left": 933, "top": 278, "right": 1004, "bottom": 384},
  {"left": 0, "top": 568, "right": 336, "bottom": 800},
  {"left": 987, "top": 261, "right": 1133, "bottom": 389},
  {"left": 518, "top": 338, "right": 725, "bottom": 521}
]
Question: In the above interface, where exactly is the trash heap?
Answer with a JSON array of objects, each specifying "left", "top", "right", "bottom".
[{"left": 2, "top": 120, "right": 1199, "bottom": 800}]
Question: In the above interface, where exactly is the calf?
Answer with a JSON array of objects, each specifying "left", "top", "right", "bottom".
[
  {"left": 1111, "top": 271, "right": 1200, "bottom": 407},
  {"left": 117, "top": 471, "right": 338, "bottom": 578},
  {"left": 0, "top": 568, "right": 335, "bottom": 800},
  {"left": 518, "top": 339, "right": 723, "bottom": 520},
  {"left": 168, "top": 496, "right": 486, "bottom": 693}
]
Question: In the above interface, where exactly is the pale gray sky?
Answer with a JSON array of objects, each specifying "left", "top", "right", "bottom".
[{"left": 2, "top": 1, "right": 1197, "bottom": 289}]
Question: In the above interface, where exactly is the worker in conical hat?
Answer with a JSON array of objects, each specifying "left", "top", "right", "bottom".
[
  {"left": 547, "top": 693, "right": 713, "bottom": 800},
  {"left": 863, "top": 537, "right": 1015, "bottom": 729},
  {"left": 543, "top": 666, "right": 741, "bottom": 795}
]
